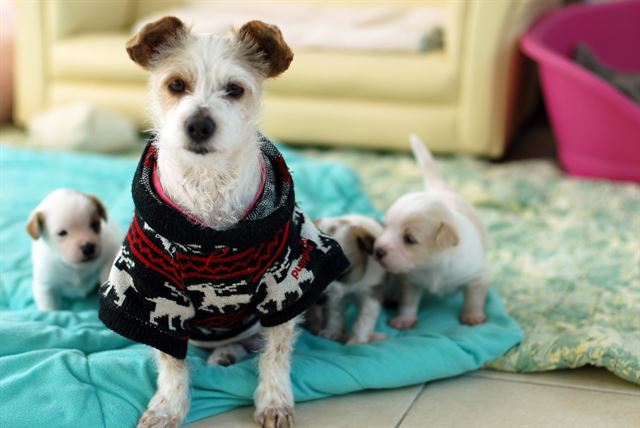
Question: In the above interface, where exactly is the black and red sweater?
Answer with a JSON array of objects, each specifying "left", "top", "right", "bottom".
[{"left": 99, "top": 137, "right": 349, "bottom": 359}]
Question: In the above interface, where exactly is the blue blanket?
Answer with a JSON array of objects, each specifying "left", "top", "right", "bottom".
[{"left": 0, "top": 145, "right": 523, "bottom": 427}]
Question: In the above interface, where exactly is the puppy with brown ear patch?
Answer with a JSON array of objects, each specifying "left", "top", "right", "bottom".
[
  {"left": 310, "top": 215, "right": 387, "bottom": 344},
  {"left": 27, "top": 189, "right": 122, "bottom": 310},
  {"left": 98, "top": 16, "right": 348, "bottom": 428},
  {"left": 374, "top": 135, "right": 489, "bottom": 329}
]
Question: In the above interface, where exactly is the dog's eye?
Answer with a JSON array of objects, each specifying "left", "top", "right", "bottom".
[
  {"left": 403, "top": 233, "right": 417, "bottom": 245},
  {"left": 225, "top": 83, "right": 244, "bottom": 99},
  {"left": 90, "top": 220, "right": 101, "bottom": 233},
  {"left": 168, "top": 79, "right": 186, "bottom": 93},
  {"left": 57, "top": 230, "right": 68, "bottom": 237}
]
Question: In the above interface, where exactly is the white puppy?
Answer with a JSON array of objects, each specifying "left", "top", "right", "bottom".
[
  {"left": 27, "top": 188, "right": 121, "bottom": 310},
  {"left": 310, "top": 215, "right": 387, "bottom": 344},
  {"left": 374, "top": 135, "right": 489, "bottom": 329}
]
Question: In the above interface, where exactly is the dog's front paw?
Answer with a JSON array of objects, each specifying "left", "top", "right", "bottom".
[
  {"left": 137, "top": 409, "right": 180, "bottom": 428},
  {"left": 460, "top": 312, "right": 486, "bottom": 325},
  {"left": 255, "top": 406, "right": 295, "bottom": 428},
  {"left": 389, "top": 315, "right": 417, "bottom": 330}
]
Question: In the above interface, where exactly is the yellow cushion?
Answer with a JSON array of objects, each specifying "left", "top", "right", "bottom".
[
  {"left": 263, "top": 95, "right": 458, "bottom": 152},
  {"left": 267, "top": 50, "right": 457, "bottom": 103},
  {"left": 51, "top": 34, "right": 146, "bottom": 83},
  {"left": 51, "top": 33, "right": 457, "bottom": 103}
]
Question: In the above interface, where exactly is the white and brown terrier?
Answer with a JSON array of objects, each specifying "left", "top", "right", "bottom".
[
  {"left": 102, "top": 16, "right": 348, "bottom": 428},
  {"left": 309, "top": 215, "right": 387, "bottom": 344},
  {"left": 27, "top": 189, "right": 121, "bottom": 310},
  {"left": 374, "top": 135, "right": 489, "bottom": 329}
]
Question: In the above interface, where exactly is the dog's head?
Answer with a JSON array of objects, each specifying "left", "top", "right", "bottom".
[
  {"left": 315, "top": 215, "right": 383, "bottom": 283},
  {"left": 127, "top": 16, "right": 293, "bottom": 159},
  {"left": 26, "top": 189, "right": 108, "bottom": 265},
  {"left": 373, "top": 193, "right": 459, "bottom": 274}
]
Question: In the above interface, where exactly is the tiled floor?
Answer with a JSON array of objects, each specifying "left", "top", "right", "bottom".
[{"left": 188, "top": 367, "right": 639, "bottom": 428}]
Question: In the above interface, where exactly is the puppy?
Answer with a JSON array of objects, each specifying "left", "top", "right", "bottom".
[
  {"left": 98, "top": 17, "right": 348, "bottom": 428},
  {"left": 27, "top": 188, "right": 121, "bottom": 310},
  {"left": 374, "top": 135, "right": 489, "bottom": 329},
  {"left": 309, "top": 215, "right": 387, "bottom": 344}
]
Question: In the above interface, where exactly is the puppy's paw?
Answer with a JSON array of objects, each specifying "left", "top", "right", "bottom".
[
  {"left": 255, "top": 406, "right": 295, "bottom": 428},
  {"left": 137, "top": 409, "right": 180, "bottom": 428},
  {"left": 318, "top": 327, "right": 343, "bottom": 341},
  {"left": 207, "top": 352, "right": 236, "bottom": 366},
  {"left": 369, "top": 331, "right": 389, "bottom": 342},
  {"left": 346, "top": 336, "right": 367, "bottom": 345},
  {"left": 460, "top": 312, "right": 486, "bottom": 325},
  {"left": 207, "top": 343, "right": 247, "bottom": 366},
  {"left": 389, "top": 315, "right": 417, "bottom": 330},
  {"left": 346, "top": 331, "right": 388, "bottom": 345}
]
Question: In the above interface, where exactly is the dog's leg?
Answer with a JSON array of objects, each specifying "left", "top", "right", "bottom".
[
  {"left": 254, "top": 317, "right": 298, "bottom": 428},
  {"left": 33, "top": 284, "right": 59, "bottom": 310},
  {"left": 207, "top": 343, "right": 248, "bottom": 366},
  {"left": 460, "top": 275, "right": 489, "bottom": 325},
  {"left": 138, "top": 351, "right": 190, "bottom": 428},
  {"left": 347, "top": 289, "right": 384, "bottom": 344},
  {"left": 389, "top": 280, "right": 422, "bottom": 330}
]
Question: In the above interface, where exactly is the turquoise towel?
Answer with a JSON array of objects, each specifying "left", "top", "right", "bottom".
[{"left": 0, "top": 145, "right": 523, "bottom": 427}]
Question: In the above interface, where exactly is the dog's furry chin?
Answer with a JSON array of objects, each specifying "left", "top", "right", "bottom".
[{"left": 155, "top": 137, "right": 262, "bottom": 230}]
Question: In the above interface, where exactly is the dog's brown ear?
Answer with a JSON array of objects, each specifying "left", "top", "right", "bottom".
[
  {"left": 87, "top": 195, "right": 108, "bottom": 221},
  {"left": 26, "top": 212, "right": 44, "bottom": 240},
  {"left": 435, "top": 221, "right": 459, "bottom": 248},
  {"left": 126, "top": 16, "right": 187, "bottom": 68},
  {"left": 353, "top": 227, "right": 376, "bottom": 255},
  {"left": 237, "top": 20, "right": 293, "bottom": 78}
]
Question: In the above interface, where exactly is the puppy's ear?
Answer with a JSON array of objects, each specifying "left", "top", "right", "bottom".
[
  {"left": 26, "top": 211, "right": 44, "bottom": 240},
  {"left": 353, "top": 227, "right": 376, "bottom": 255},
  {"left": 88, "top": 195, "right": 108, "bottom": 221},
  {"left": 126, "top": 16, "right": 187, "bottom": 69},
  {"left": 237, "top": 20, "right": 293, "bottom": 78},
  {"left": 435, "top": 221, "right": 459, "bottom": 248}
]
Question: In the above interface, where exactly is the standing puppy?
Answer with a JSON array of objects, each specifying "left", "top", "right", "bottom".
[
  {"left": 374, "top": 135, "right": 489, "bottom": 329},
  {"left": 310, "top": 215, "right": 387, "bottom": 344},
  {"left": 27, "top": 189, "right": 121, "bottom": 310},
  {"left": 98, "top": 17, "right": 348, "bottom": 428}
]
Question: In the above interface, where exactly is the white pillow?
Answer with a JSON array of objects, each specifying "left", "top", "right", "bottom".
[
  {"left": 27, "top": 103, "right": 139, "bottom": 153},
  {"left": 133, "top": 3, "right": 447, "bottom": 53}
]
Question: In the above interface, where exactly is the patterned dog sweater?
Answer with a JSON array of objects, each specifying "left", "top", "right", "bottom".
[{"left": 99, "top": 136, "right": 349, "bottom": 359}]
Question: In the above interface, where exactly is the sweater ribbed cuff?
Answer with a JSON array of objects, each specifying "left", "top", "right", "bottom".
[{"left": 99, "top": 297, "right": 188, "bottom": 360}]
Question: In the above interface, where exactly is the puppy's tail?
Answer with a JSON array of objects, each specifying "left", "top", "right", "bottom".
[{"left": 410, "top": 134, "right": 446, "bottom": 190}]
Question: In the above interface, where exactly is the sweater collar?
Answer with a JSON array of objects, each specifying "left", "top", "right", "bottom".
[
  {"left": 132, "top": 135, "right": 295, "bottom": 248},
  {"left": 151, "top": 151, "right": 268, "bottom": 225}
]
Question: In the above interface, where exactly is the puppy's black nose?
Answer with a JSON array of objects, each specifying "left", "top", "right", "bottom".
[
  {"left": 81, "top": 242, "right": 96, "bottom": 257},
  {"left": 185, "top": 114, "right": 215, "bottom": 143},
  {"left": 374, "top": 247, "right": 387, "bottom": 260}
]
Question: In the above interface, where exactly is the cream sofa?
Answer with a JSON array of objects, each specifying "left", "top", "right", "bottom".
[{"left": 14, "top": 0, "right": 556, "bottom": 157}]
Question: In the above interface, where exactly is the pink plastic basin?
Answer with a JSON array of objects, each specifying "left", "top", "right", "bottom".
[{"left": 521, "top": 0, "right": 640, "bottom": 183}]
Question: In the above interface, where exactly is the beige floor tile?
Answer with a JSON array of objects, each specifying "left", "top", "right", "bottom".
[
  {"left": 470, "top": 367, "right": 639, "bottom": 396},
  {"left": 399, "top": 375, "right": 640, "bottom": 428},
  {"left": 187, "top": 384, "right": 424, "bottom": 428}
]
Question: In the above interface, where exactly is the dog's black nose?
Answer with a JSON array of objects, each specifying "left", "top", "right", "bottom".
[
  {"left": 81, "top": 242, "right": 96, "bottom": 257},
  {"left": 185, "top": 114, "right": 215, "bottom": 143},
  {"left": 374, "top": 247, "right": 387, "bottom": 260}
]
